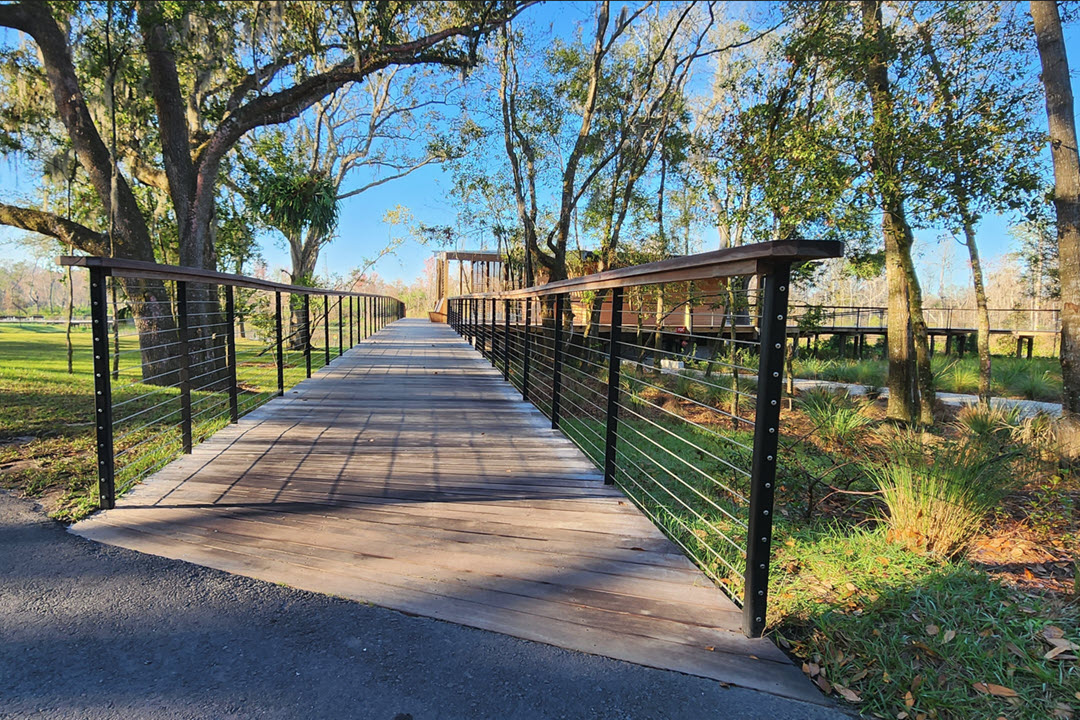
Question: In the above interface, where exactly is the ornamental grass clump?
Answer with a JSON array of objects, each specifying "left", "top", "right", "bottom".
[
  {"left": 870, "top": 435, "right": 1014, "bottom": 558},
  {"left": 799, "top": 387, "right": 873, "bottom": 443}
]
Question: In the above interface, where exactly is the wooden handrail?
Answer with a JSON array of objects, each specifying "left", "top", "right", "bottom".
[
  {"left": 58, "top": 255, "right": 399, "bottom": 301},
  {"left": 450, "top": 239, "right": 844, "bottom": 299}
]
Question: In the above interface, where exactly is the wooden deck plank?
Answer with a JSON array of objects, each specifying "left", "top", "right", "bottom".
[{"left": 72, "top": 319, "right": 821, "bottom": 705}]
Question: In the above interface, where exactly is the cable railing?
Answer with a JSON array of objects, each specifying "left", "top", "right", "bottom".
[
  {"left": 59, "top": 256, "right": 404, "bottom": 511},
  {"left": 447, "top": 239, "right": 843, "bottom": 637}
]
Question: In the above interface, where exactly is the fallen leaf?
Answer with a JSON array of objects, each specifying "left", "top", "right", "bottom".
[
  {"left": 834, "top": 684, "right": 861, "bottom": 703},
  {"left": 910, "top": 675, "right": 924, "bottom": 693},
  {"left": 704, "top": 646, "right": 715, "bottom": 652},
  {"left": 897, "top": 713, "right": 908, "bottom": 720},
  {"left": 942, "top": 629, "right": 956, "bottom": 644},
  {"left": 849, "top": 669, "right": 868, "bottom": 682},
  {"left": 1052, "top": 703, "right": 1074, "bottom": 719},
  {"left": 815, "top": 675, "right": 833, "bottom": 694},
  {"left": 1006, "top": 642, "right": 1027, "bottom": 660},
  {"left": 926, "top": 624, "right": 940, "bottom": 636},
  {"left": 808, "top": 662, "right": 821, "bottom": 677},
  {"left": 1046, "top": 645, "right": 1072, "bottom": 660},
  {"left": 1045, "top": 626, "right": 1066, "bottom": 640},
  {"left": 905, "top": 691, "right": 915, "bottom": 708},
  {"left": 972, "top": 682, "right": 1019, "bottom": 697}
]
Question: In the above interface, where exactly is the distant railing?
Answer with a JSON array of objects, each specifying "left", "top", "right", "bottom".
[
  {"left": 790, "top": 304, "right": 1061, "bottom": 334},
  {"left": 447, "top": 239, "right": 844, "bottom": 637},
  {"left": 59, "top": 256, "right": 404, "bottom": 510}
]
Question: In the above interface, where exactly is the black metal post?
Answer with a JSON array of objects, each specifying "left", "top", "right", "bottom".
[
  {"left": 275, "top": 291, "right": 284, "bottom": 396},
  {"left": 551, "top": 293, "right": 565, "bottom": 430},
  {"left": 480, "top": 296, "right": 487, "bottom": 358},
  {"left": 522, "top": 298, "right": 532, "bottom": 402},
  {"left": 349, "top": 296, "right": 354, "bottom": 347},
  {"left": 225, "top": 285, "right": 240, "bottom": 422},
  {"left": 89, "top": 267, "right": 115, "bottom": 509},
  {"left": 303, "top": 294, "right": 312, "bottom": 379},
  {"left": 743, "top": 262, "right": 791, "bottom": 638},
  {"left": 363, "top": 297, "right": 369, "bottom": 339},
  {"left": 503, "top": 299, "right": 510, "bottom": 381},
  {"left": 603, "top": 288, "right": 623, "bottom": 485},
  {"left": 177, "top": 280, "right": 192, "bottom": 454},
  {"left": 323, "top": 295, "right": 331, "bottom": 366},
  {"left": 337, "top": 297, "right": 343, "bottom": 357},
  {"left": 490, "top": 298, "right": 498, "bottom": 368}
]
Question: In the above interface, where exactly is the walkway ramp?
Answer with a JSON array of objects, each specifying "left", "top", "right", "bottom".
[{"left": 72, "top": 319, "right": 819, "bottom": 703}]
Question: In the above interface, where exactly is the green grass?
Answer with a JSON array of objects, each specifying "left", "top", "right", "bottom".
[
  {"left": 799, "top": 388, "right": 873, "bottom": 443},
  {"left": 0, "top": 322, "right": 348, "bottom": 520},
  {"left": 771, "top": 527, "right": 1078, "bottom": 720}
]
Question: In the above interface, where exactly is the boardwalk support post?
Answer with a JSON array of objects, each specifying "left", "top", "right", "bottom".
[
  {"left": 303, "top": 294, "right": 312, "bottom": 379},
  {"left": 323, "top": 295, "right": 331, "bottom": 365},
  {"left": 480, "top": 295, "right": 487, "bottom": 358},
  {"left": 89, "top": 266, "right": 115, "bottom": 509},
  {"left": 603, "top": 288, "right": 623, "bottom": 485},
  {"left": 522, "top": 298, "right": 532, "bottom": 401},
  {"left": 503, "top": 299, "right": 511, "bottom": 381},
  {"left": 551, "top": 293, "right": 565, "bottom": 430},
  {"left": 349, "top": 297, "right": 354, "bottom": 348},
  {"left": 225, "top": 285, "right": 240, "bottom": 421},
  {"left": 743, "top": 262, "right": 791, "bottom": 638},
  {"left": 178, "top": 280, "right": 192, "bottom": 453},
  {"left": 490, "top": 298, "right": 498, "bottom": 368},
  {"left": 275, "top": 291, "right": 285, "bottom": 396},
  {"left": 338, "top": 297, "right": 343, "bottom": 357}
]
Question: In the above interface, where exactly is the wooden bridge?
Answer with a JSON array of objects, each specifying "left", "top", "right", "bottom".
[{"left": 71, "top": 319, "right": 821, "bottom": 703}]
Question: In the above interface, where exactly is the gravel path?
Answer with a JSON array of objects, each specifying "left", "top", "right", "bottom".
[{"left": 0, "top": 493, "right": 850, "bottom": 720}]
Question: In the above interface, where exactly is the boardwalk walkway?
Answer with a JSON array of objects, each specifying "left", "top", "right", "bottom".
[{"left": 72, "top": 319, "right": 819, "bottom": 703}]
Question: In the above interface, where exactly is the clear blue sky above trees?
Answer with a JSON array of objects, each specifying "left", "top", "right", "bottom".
[{"left": 0, "top": 1, "right": 1076, "bottom": 288}]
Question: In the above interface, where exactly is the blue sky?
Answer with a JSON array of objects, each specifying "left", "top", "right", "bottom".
[{"left": 1, "top": 3, "right": 1077, "bottom": 294}]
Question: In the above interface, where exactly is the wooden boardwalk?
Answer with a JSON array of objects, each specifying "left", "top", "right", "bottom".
[{"left": 72, "top": 319, "right": 819, "bottom": 703}]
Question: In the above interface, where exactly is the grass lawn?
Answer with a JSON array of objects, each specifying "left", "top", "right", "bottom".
[{"left": 0, "top": 322, "right": 343, "bottom": 520}]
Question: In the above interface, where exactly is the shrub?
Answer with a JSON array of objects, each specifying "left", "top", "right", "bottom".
[
  {"left": 799, "top": 387, "right": 874, "bottom": 443},
  {"left": 939, "top": 362, "right": 980, "bottom": 394},
  {"left": 869, "top": 434, "right": 1014, "bottom": 558},
  {"left": 1012, "top": 370, "right": 1056, "bottom": 401},
  {"left": 954, "top": 403, "right": 1022, "bottom": 441}
]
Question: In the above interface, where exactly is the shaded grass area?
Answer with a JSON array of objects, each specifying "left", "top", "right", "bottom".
[
  {"left": 794, "top": 355, "right": 1063, "bottom": 402},
  {"left": 771, "top": 528, "right": 1078, "bottom": 720},
  {"left": 551, "top": 359, "right": 1077, "bottom": 719},
  {"left": 0, "top": 324, "right": 341, "bottom": 521}
]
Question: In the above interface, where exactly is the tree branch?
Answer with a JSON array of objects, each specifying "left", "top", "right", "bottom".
[{"left": 0, "top": 201, "right": 108, "bottom": 255}]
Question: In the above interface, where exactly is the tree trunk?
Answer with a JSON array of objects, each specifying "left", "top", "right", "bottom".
[
  {"left": 1031, "top": 0, "right": 1080, "bottom": 419},
  {"left": 901, "top": 236, "right": 936, "bottom": 425},
  {"left": 862, "top": 0, "right": 921, "bottom": 424},
  {"left": 1, "top": 2, "right": 181, "bottom": 387},
  {"left": 960, "top": 208, "right": 993, "bottom": 406}
]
